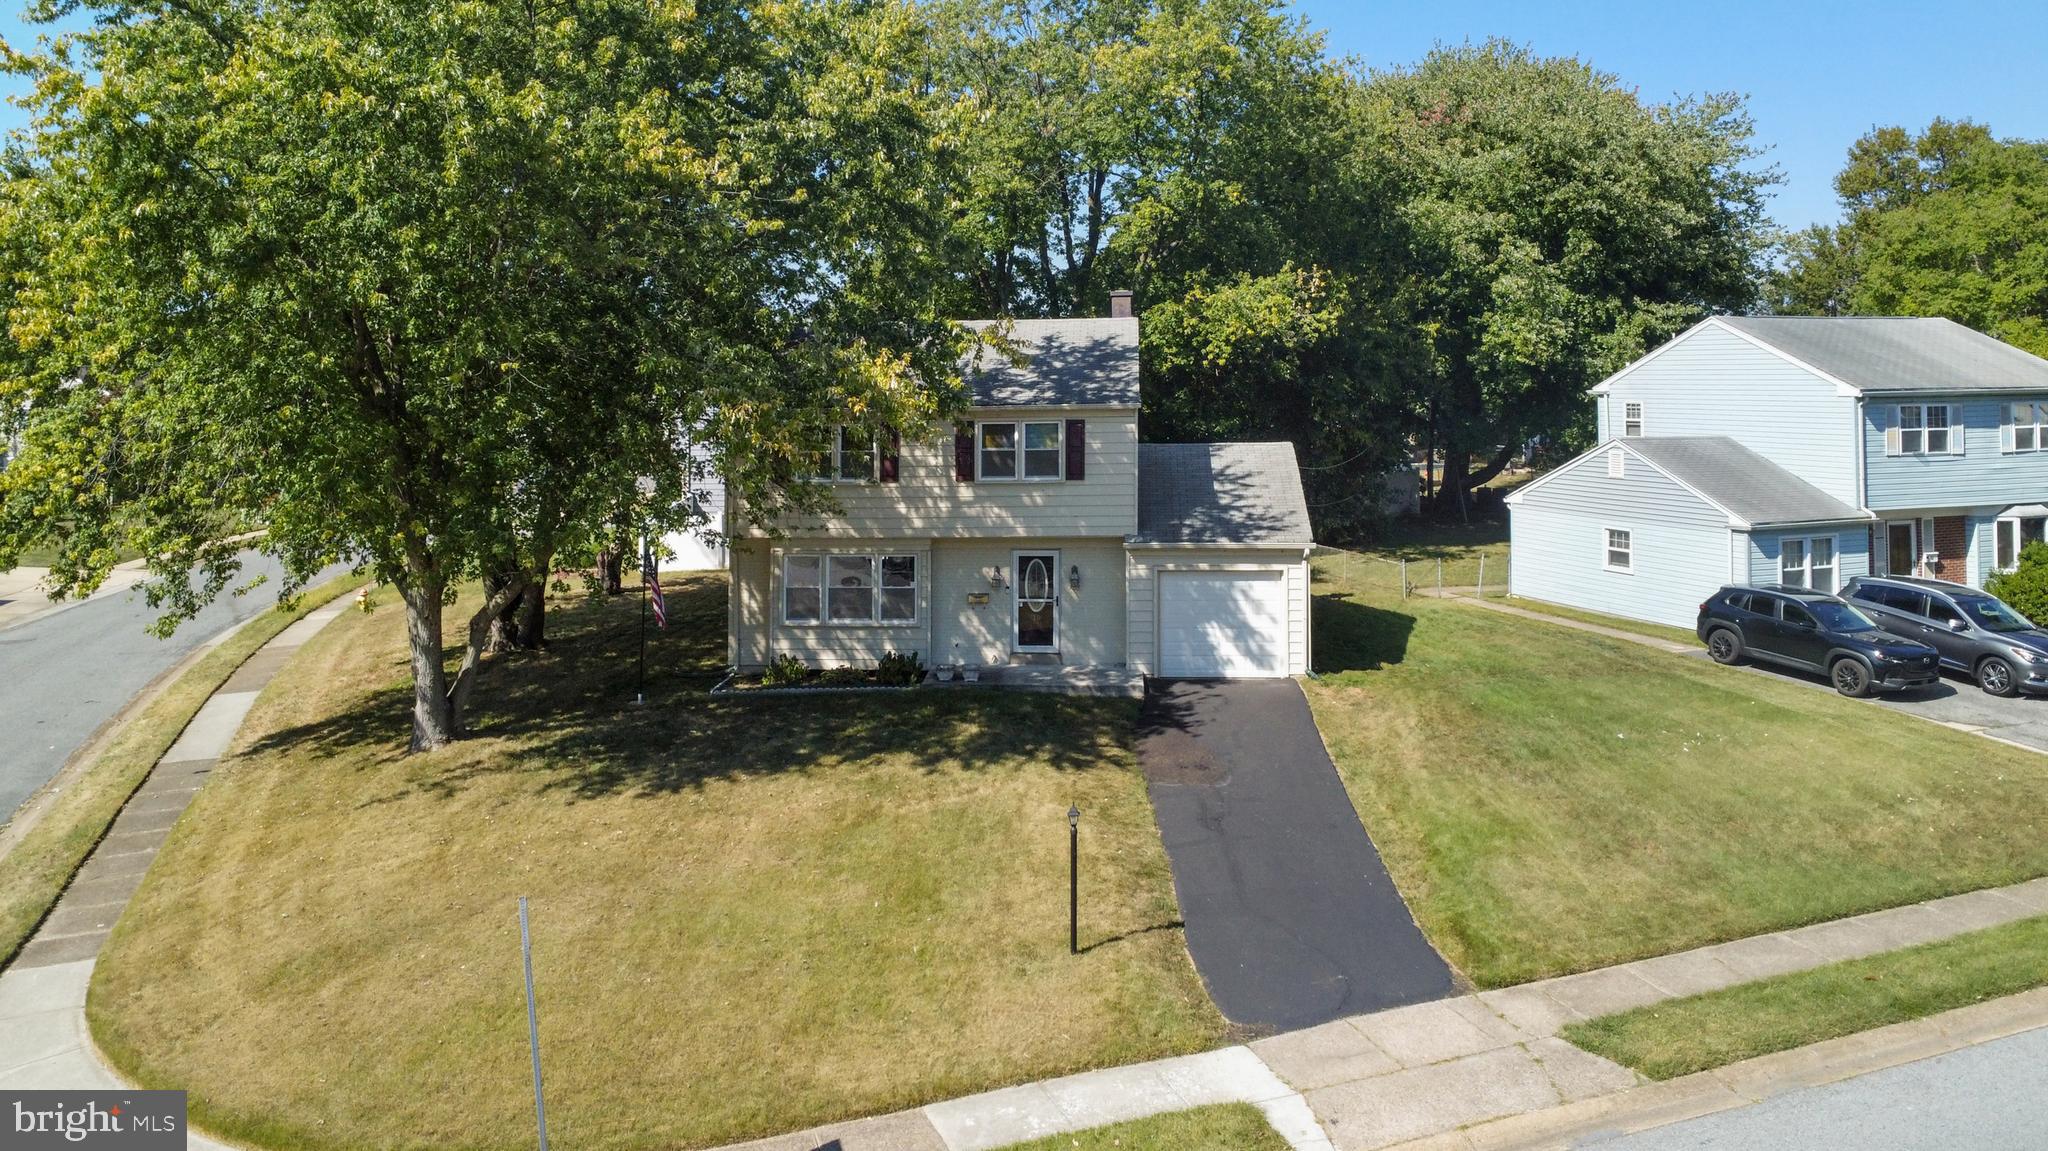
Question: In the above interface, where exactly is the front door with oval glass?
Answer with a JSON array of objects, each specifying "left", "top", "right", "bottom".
[{"left": 1013, "top": 551, "right": 1059, "bottom": 653}]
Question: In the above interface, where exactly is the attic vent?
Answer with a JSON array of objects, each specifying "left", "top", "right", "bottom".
[{"left": 1607, "top": 448, "right": 1626, "bottom": 478}]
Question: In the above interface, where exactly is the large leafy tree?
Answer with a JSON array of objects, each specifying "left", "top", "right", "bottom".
[
  {"left": 1360, "top": 41, "right": 1775, "bottom": 516},
  {"left": 0, "top": 0, "right": 963, "bottom": 748},
  {"left": 1772, "top": 119, "right": 2048, "bottom": 356},
  {"left": 931, "top": 0, "right": 1413, "bottom": 536}
]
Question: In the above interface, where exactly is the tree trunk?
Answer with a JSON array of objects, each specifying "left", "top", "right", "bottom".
[
  {"left": 403, "top": 579, "right": 456, "bottom": 752},
  {"left": 483, "top": 571, "right": 518, "bottom": 654},
  {"left": 447, "top": 574, "right": 527, "bottom": 737},
  {"left": 511, "top": 564, "right": 547, "bottom": 649}
]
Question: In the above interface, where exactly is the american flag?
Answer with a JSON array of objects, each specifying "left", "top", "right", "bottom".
[{"left": 643, "top": 544, "right": 667, "bottom": 629}]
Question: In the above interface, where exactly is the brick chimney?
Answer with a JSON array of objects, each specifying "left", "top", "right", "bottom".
[{"left": 1108, "top": 289, "right": 1134, "bottom": 319}]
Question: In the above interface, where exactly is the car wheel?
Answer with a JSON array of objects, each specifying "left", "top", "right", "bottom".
[
  {"left": 1977, "top": 657, "right": 2019, "bottom": 697},
  {"left": 1706, "top": 628, "right": 1743, "bottom": 665},
  {"left": 1831, "top": 657, "right": 1873, "bottom": 698}
]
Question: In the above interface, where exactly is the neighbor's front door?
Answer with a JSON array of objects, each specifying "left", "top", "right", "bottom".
[
  {"left": 1013, "top": 551, "right": 1059, "bottom": 653},
  {"left": 1887, "top": 521, "right": 1917, "bottom": 577}
]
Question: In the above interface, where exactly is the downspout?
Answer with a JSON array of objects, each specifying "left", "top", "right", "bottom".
[
  {"left": 1854, "top": 396, "right": 1867, "bottom": 510},
  {"left": 1853, "top": 396, "right": 1870, "bottom": 575}
]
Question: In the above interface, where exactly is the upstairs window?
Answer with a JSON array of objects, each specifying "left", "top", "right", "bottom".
[
  {"left": 1892, "top": 404, "right": 1960, "bottom": 456},
  {"left": 979, "top": 420, "right": 1063, "bottom": 480},
  {"left": 1623, "top": 402, "right": 1643, "bottom": 437},
  {"left": 2004, "top": 403, "right": 2048, "bottom": 453},
  {"left": 807, "top": 426, "right": 876, "bottom": 482},
  {"left": 1604, "top": 527, "right": 1632, "bottom": 572}
]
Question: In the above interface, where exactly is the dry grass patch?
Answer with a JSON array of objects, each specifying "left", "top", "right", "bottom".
[
  {"left": 90, "top": 576, "right": 1222, "bottom": 1151},
  {"left": 1307, "top": 548, "right": 2048, "bottom": 988},
  {"left": 0, "top": 576, "right": 354, "bottom": 968}
]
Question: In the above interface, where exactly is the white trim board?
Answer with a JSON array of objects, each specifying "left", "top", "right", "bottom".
[{"left": 1586, "top": 316, "right": 1864, "bottom": 399}]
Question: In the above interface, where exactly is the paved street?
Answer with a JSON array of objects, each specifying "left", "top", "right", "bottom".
[
  {"left": 1580, "top": 1025, "right": 2048, "bottom": 1151},
  {"left": 0, "top": 551, "right": 344, "bottom": 821}
]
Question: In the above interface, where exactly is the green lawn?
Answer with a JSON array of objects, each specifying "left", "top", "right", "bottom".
[
  {"left": 0, "top": 576, "right": 356, "bottom": 968},
  {"left": 89, "top": 577, "right": 1223, "bottom": 1151},
  {"left": 1564, "top": 915, "right": 2048, "bottom": 1079},
  {"left": 997, "top": 1105, "right": 1290, "bottom": 1151},
  {"left": 1305, "top": 547, "right": 2048, "bottom": 988}
]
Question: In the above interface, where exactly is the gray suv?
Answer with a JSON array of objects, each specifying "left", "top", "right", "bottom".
[{"left": 1842, "top": 576, "right": 2048, "bottom": 696}]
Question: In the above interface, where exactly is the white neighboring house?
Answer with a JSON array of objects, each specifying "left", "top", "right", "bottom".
[
  {"left": 659, "top": 439, "right": 729, "bottom": 571},
  {"left": 726, "top": 297, "right": 1316, "bottom": 678}
]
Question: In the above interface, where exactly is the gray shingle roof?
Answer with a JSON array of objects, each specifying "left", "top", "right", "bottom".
[
  {"left": 958, "top": 318, "right": 1139, "bottom": 407},
  {"left": 1716, "top": 316, "right": 2048, "bottom": 394},
  {"left": 1135, "top": 442, "right": 1314, "bottom": 545},
  {"left": 1624, "top": 436, "right": 1869, "bottom": 527}
]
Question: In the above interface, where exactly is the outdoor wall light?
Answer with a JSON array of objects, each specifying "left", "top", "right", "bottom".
[
  {"left": 1068, "top": 564, "right": 1081, "bottom": 593},
  {"left": 988, "top": 566, "right": 1006, "bottom": 589}
]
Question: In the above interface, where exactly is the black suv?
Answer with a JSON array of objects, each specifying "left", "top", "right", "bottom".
[
  {"left": 1843, "top": 575, "right": 2048, "bottom": 697},
  {"left": 1696, "top": 584, "right": 1940, "bottom": 697}
]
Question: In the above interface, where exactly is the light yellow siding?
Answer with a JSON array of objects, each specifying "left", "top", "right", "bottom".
[
  {"left": 931, "top": 538, "right": 1127, "bottom": 668},
  {"left": 754, "top": 409, "right": 1139, "bottom": 540},
  {"left": 729, "top": 536, "right": 1128, "bottom": 671}
]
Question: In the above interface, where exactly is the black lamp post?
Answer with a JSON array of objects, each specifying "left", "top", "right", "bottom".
[{"left": 1068, "top": 804, "right": 1080, "bottom": 955}]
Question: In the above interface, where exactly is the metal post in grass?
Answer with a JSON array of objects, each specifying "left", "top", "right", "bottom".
[
  {"left": 519, "top": 897, "right": 551, "bottom": 1151},
  {"left": 1068, "top": 804, "right": 1080, "bottom": 955},
  {"left": 1478, "top": 555, "right": 1486, "bottom": 598},
  {"left": 1436, "top": 558, "right": 1443, "bottom": 596},
  {"left": 1399, "top": 557, "right": 1407, "bottom": 599}
]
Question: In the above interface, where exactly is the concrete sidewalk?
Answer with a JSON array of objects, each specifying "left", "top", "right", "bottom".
[
  {"left": 729, "top": 874, "right": 2048, "bottom": 1151},
  {"left": 0, "top": 561, "right": 149, "bottom": 631},
  {"left": 0, "top": 596, "right": 352, "bottom": 1148}
]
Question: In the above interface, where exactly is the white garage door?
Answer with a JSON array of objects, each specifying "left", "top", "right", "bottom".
[{"left": 1158, "top": 570, "right": 1289, "bottom": 678}]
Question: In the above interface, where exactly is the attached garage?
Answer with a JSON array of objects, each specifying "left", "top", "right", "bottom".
[
  {"left": 1157, "top": 570, "right": 1289, "bottom": 677},
  {"left": 1126, "top": 443, "right": 1315, "bottom": 679}
]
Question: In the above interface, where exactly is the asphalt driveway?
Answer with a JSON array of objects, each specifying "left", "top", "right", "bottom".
[{"left": 1138, "top": 678, "right": 1454, "bottom": 1032}]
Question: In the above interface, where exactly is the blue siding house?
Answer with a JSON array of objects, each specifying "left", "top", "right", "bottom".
[{"left": 1511, "top": 316, "right": 2048, "bottom": 628}]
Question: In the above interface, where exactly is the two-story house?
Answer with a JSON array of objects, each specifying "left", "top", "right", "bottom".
[
  {"left": 726, "top": 299, "right": 1316, "bottom": 680},
  {"left": 1505, "top": 316, "right": 2048, "bottom": 628}
]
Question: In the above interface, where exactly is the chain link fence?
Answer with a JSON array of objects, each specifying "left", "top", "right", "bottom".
[{"left": 1317, "top": 544, "right": 1513, "bottom": 600}]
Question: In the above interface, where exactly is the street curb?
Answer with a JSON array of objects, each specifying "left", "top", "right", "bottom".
[{"left": 1392, "top": 986, "right": 2048, "bottom": 1150}]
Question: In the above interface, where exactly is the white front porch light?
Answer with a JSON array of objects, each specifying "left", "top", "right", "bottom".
[{"left": 1068, "top": 564, "right": 1081, "bottom": 593}]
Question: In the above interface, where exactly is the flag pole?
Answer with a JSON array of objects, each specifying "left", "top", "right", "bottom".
[{"left": 636, "top": 540, "right": 647, "bottom": 706}]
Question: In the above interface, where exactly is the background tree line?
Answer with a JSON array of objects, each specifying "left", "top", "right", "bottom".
[{"left": 7, "top": 0, "right": 2028, "bottom": 748}]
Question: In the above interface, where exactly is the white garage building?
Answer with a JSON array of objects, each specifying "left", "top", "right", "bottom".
[{"left": 1125, "top": 443, "right": 1314, "bottom": 678}]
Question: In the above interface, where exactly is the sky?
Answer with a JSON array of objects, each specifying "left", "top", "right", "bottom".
[
  {"left": 0, "top": 2, "right": 2042, "bottom": 233},
  {"left": 1297, "top": 0, "right": 2048, "bottom": 231}
]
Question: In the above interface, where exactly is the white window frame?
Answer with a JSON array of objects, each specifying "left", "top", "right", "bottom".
[
  {"left": 1995, "top": 515, "right": 2048, "bottom": 574},
  {"left": 809, "top": 425, "right": 876, "bottom": 483},
  {"left": 781, "top": 551, "right": 920, "bottom": 626},
  {"left": 977, "top": 419, "right": 1064, "bottom": 481},
  {"left": 2004, "top": 402, "right": 2048, "bottom": 453},
  {"left": 1607, "top": 447, "right": 1625, "bottom": 478},
  {"left": 1891, "top": 403, "right": 1961, "bottom": 457},
  {"left": 1603, "top": 527, "right": 1633, "bottom": 574},
  {"left": 1623, "top": 401, "right": 1643, "bottom": 437},
  {"left": 1780, "top": 534, "right": 1838, "bottom": 593}
]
